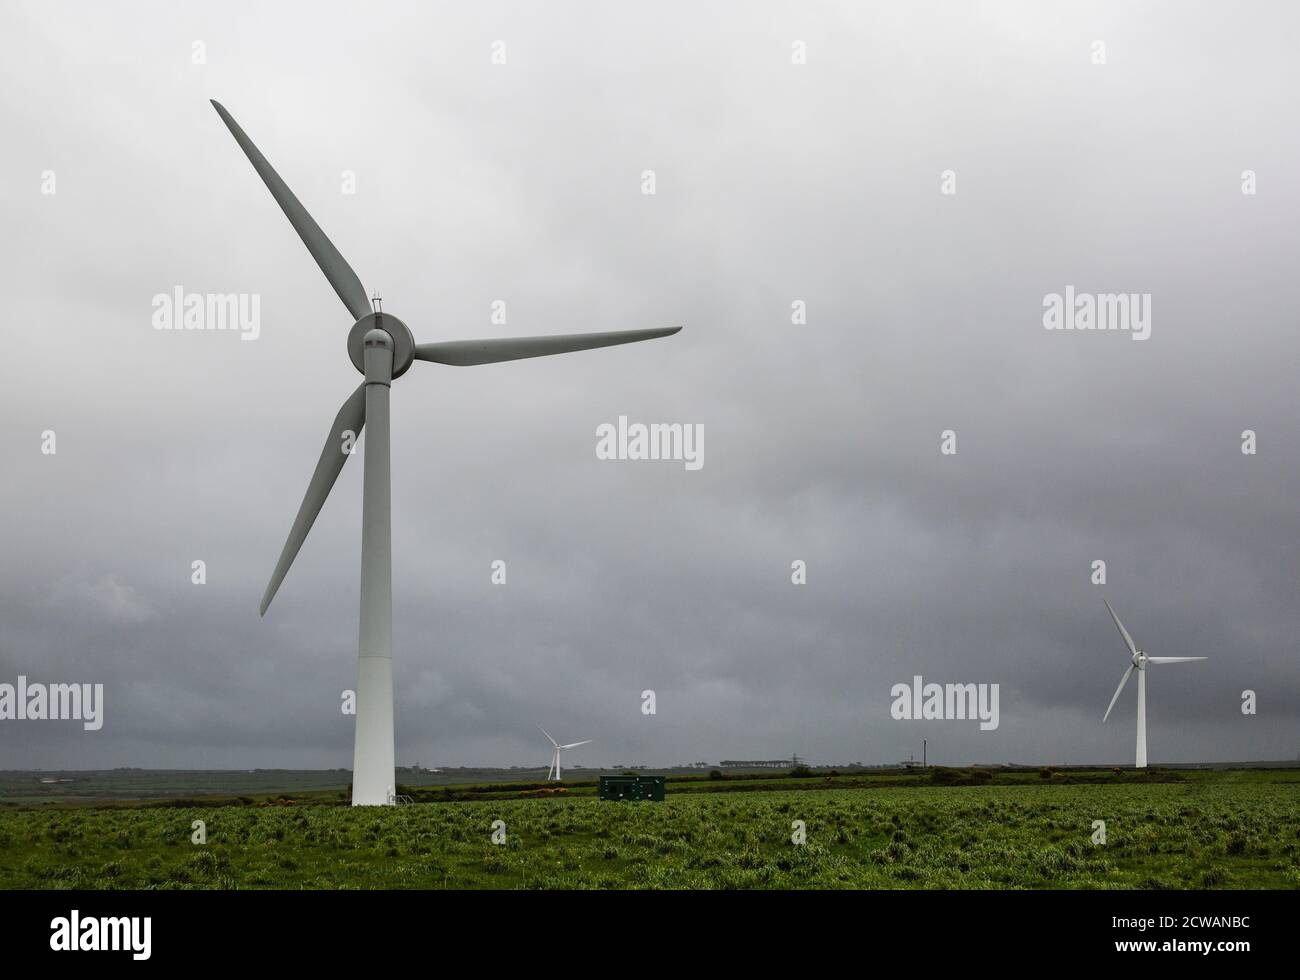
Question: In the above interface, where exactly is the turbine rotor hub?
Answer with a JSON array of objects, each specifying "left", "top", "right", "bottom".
[{"left": 348, "top": 312, "right": 414, "bottom": 378}]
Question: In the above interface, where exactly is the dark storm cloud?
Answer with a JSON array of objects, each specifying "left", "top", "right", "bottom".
[{"left": 1, "top": 0, "right": 1296, "bottom": 772}]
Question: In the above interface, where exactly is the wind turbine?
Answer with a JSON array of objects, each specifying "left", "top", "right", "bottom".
[
  {"left": 1101, "top": 600, "right": 1206, "bottom": 768},
  {"left": 539, "top": 726, "right": 592, "bottom": 781},
  {"left": 210, "top": 101, "right": 681, "bottom": 806}
]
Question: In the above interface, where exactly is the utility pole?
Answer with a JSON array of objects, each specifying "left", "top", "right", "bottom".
[{"left": 923, "top": 739, "right": 927, "bottom": 768}]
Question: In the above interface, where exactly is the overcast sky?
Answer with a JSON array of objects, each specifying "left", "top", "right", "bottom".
[{"left": 1, "top": 1, "right": 1297, "bottom": 773}]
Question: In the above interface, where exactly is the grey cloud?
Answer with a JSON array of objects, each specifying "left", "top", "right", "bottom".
[{"left": 0, "top": 1, "right": 1296, "bottom": 772}]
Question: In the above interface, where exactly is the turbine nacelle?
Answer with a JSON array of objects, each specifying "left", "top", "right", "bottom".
[{"left": 349, "top": 313, "right": 414, "bottom": 378}]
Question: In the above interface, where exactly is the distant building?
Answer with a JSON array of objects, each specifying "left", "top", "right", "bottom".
[{"left": 719, "top": 759, "right": 798, "bottom": 769}]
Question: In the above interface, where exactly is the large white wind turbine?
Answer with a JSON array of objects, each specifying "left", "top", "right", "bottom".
[
  {"left": 539, "top": 726, "right": 592, "bottom": 781},
  {"left": 1101, "top": 600, "right": 1206, "bottom": 768},
  {"left": 210, "top": 101, "right": 680, "bottom": 806}
]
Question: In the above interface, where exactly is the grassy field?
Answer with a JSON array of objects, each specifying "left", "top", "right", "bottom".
[{"left": 1, "top": 770, "right": 1297, "bottom": 889}]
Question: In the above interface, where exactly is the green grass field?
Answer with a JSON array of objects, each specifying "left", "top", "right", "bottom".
[{"left": 2, "top": 770, "right": 1297, "bottom": 889}]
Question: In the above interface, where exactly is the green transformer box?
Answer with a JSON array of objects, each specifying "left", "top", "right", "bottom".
[{"left": 599, "top": 774, "right": 665, "bottom": 801}]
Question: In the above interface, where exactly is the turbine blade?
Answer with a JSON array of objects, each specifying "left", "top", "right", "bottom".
[
  {"left": 1103, "top": 599, "right": 1138, "bottom": 656},
  {"left": 210, "top": 100, "right": 371, "bottom": 322},
  {"left": 1103, "top": 664, "right": 1135, "bottom": 722},
  {"left": 260, "top": 384, "right": 367, "bottom": 616},
  {"left": 538, "top": 725, "right": 558, "bottom": 747},
  {"left": 413, "top": 326, "right": 681, "bottom": 367},
  {"left": 559, "top": 740, "right": 592, "bottom": 749},
  {"left": 1145, "top": 657, "right": 1208, "bottom": 664}
]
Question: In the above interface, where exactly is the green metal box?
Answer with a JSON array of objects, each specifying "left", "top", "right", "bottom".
[{"left": 599, "top": 774, "right": 665, "bottom": 801}]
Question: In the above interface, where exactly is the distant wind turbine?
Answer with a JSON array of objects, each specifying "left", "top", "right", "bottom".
[
  {"left": 209, "top": 100, "right": 681, "bottom": 806},
  {"left": 1101, "top": 600, "right": 1207, "bottom": 768},
  {"left": 539, "top": 726, "right": 592, "bottom": 781}
]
